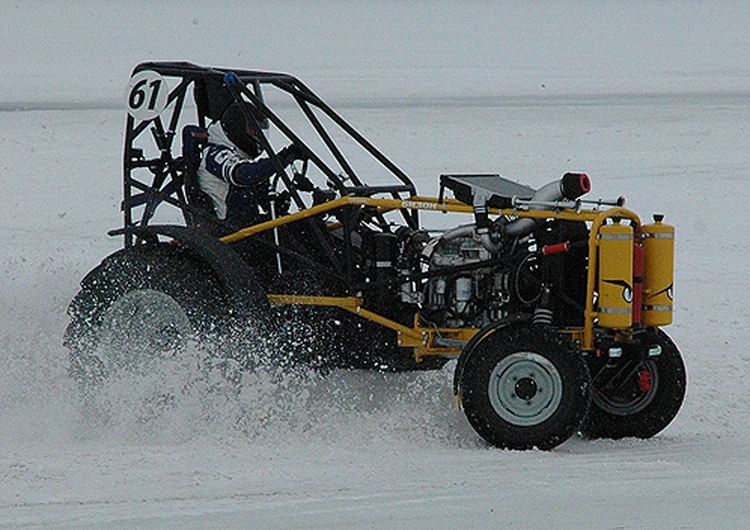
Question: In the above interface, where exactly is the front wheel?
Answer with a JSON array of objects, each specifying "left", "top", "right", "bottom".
[
  {"left": 457, "top": 324, "right": 591, "bottom": 450},
  {"left": 581, "top": 329, "right": 686, "bottom": 439}
]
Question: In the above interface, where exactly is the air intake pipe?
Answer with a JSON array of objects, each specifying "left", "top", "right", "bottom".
[{"left": 500, "top": 172, "right": 591, "bottom": 238}]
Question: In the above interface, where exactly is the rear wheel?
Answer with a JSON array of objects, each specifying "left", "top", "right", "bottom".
[
  {"left": 97, "top": 288, "right": 194, "bottom": 373},
  {"left": 458, "top": 324, "right": 591, "bottom": 450},
  {"left": 65, "top": 243, "right": 269, "bottom": 388},
  {"left": 582, "top": 329, "right": 686, "bottom": 439}
]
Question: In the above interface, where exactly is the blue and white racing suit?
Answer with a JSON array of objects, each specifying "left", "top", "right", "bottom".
[{"left": 197, "top": 122, "right": 278, "bottom": 227}]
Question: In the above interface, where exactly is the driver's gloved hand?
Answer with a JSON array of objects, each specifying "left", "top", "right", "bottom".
[
  {"left": 294, "top": 173, "right": 315, "bottom": 192},
  {"left": 277, "top": 143, "right": 307, "bottom": 165}
]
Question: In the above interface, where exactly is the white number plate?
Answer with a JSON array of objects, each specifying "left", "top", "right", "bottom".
[{"left": 126, "top": 70, "right": 168, "bottom": 122}]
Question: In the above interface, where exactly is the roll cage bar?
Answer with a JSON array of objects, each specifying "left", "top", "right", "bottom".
[{"left": 120, "top": 61, "right": 419, "bottom": 247}]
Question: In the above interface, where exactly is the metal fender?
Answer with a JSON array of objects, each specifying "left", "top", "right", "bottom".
[{"left": 113, "top": 224, "right": 270, "bottom": 317}]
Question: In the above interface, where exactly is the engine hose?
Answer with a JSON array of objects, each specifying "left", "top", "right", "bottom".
[{"left": 442, "top": 223, "right": 505, "bottom": 256}]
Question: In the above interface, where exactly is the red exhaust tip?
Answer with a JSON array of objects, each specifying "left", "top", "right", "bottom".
[
  {"left": 579, "top": 173, "right": 591, "bottom": 193},
  {"left": 561, "top": 172, "right": 591, "bottom": 199}
]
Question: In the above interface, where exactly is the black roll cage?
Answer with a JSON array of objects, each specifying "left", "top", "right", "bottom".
[{"left": 120, "top": 61, "right": 420, "bottom": 249}]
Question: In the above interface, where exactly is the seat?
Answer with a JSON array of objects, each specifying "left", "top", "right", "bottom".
[{"left": 181, "top": 125, "right": 226, "bottom": 234}]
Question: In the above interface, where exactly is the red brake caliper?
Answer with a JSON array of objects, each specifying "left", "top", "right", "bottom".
[{"left": 638, "top": 366, "right": 653, "bottom": 393}]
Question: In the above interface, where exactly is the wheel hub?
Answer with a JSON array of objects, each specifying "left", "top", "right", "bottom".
[
  {"left": 488, "top": 352, "right": 564, "bottom": 426},
  {"left": 98, "top": 289, "right": 194, "bottom": 372},
  {"left": 514, "top": 377, "right": 539, "bottom": 401},
  {"left": 593, "top": 360, "right": 659, "bottom": 416}
]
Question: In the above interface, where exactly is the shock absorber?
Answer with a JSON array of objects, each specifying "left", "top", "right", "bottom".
[
  {"left": 533, "top": 243, "right": 556, "bottom": 326},
  {"left": 533, "top": 286, "right": 554, "bottom": 325}
]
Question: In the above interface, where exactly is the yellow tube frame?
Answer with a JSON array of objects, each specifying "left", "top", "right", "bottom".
[
  {"left": 267, "top": 294, "right": 477, "bottom": 361},
  {"left": 224, "top": 196, "right": 641, "bottom": 357}
]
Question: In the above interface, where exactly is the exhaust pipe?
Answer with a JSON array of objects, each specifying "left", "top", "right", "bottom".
[{"left": 501, "top": 172, "right": 590, "bottom": 238}]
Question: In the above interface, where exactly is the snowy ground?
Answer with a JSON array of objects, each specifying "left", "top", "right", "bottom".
[{"left": 1, "top": 1, "right": 749, "bottom": 528}]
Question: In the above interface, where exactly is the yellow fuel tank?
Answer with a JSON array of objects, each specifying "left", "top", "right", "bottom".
[
  {"left": 641, "top": 214, "right": 674, "bottom": 326},
  {"left": 597, "top": 222, "right": 634, "bottom": 329}
]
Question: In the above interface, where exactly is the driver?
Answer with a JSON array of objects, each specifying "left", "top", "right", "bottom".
[{"left": 197, "top": 103, "right": 304, "bottom": 227}]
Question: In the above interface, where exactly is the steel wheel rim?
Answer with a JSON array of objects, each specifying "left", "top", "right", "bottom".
[
  {"left": 593, "top": 360, "right": 659, "bottom": 416},
  {"left": 488, "top": 352, "right": 564, "bottom": 426},
  {"left": 98, "top": 289, "right": 194, "bottom": 371}
]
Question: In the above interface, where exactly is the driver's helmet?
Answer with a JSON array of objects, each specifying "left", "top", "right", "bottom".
[{"left": 220, "top": 103, "right": 262, "bottom": 158}]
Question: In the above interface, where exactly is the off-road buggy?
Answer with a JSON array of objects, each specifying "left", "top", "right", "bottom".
[{"left": 65, "top": 62, "right": 686, "bottom": 450}]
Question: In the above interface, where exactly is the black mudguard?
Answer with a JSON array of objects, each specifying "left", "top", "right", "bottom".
[{"left": 114, "top": 224, "right": 270, "bottom": 316}]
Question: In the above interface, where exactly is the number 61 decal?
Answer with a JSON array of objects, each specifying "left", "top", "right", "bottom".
[{"left": 126, "top": 70, "right": 168, "bottom": 122}]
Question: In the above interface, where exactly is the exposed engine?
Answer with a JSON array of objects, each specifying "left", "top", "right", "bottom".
[
  {"left": 396, "top": 224, "right": 536, "bottom": 328},
  {"left": 423, "top": 226, "right": 510, "bottom": 327},
  {"left": 390, "top": 173, "right": 592, "bottom": 329}
]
